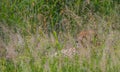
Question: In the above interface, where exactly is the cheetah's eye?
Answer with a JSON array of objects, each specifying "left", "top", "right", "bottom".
[{"left": 76, "top": 40, "right": 78, "bottom": 43}]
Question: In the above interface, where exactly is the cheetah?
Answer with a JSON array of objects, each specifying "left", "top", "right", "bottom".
[
  {"left": 51, "top": 30, "right": 98, "bottom": 58},
  {"left": 76, "top": 30, "right": 97, "bottom": 48}
]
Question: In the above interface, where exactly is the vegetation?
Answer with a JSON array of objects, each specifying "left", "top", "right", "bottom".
[{"left": 0, "top": 0, "right": 120, "bottom": 72}]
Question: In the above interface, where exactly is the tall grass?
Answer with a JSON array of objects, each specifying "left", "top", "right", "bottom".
[{"left": 0, "top": 0, "right": 120, "bottom": 72}]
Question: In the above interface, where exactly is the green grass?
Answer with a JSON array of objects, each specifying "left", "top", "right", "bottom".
[{"left": 0, "top": 0, "right": 120, "bottom": 72}]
